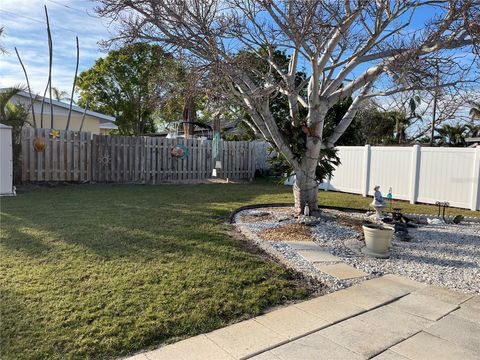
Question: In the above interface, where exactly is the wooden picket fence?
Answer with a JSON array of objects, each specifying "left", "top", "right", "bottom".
[{"left": 21, "top": 128, "right": 256, "bottom": 183}]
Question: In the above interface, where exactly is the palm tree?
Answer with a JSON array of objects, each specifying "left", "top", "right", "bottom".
[
  {"left": 51, "top": 87, "right": 72, "bottom": 103},
  {"left": 0, "top": 86, "right": 31, "bottom": 182},
  {"left": 0, "top": 27, "right": 6, "bottom": 54},
  {"left": 465, "top": 123, "right": 480, "bottom": 138},
  {"left": 434, "top": 124, "right": 468, "bottom": 147},
  {"left": 469, "top": 102, "right": 480, "bottom": 120}
]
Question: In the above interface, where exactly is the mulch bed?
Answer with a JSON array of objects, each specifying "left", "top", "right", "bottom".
[
  {"left": 240, "top": 214, "right": 276, "bottom": 222},
  {"left": 258, "top": 223, "right": 313, "bottom": 242}
]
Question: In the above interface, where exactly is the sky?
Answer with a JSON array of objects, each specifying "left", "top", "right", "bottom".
[
  {"left": 0, "top": 0, "right": 477, "bottom": 127},
  {"left": 0, "top": 0, "right": 112, "bottom": 95}
]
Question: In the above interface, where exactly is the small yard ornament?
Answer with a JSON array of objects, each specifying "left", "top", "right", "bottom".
[
  {"left": 370, "top": 185, "right": 387, "bottom": 220},
  {"left": 386, "top": 187, "right": 393, "bottom": 212},
  {"left": 171, "top": 144, "right": 189, "bottom": 159},
  {"left": 50, "top": 129, "right": 60, "bottom": 139},
  {"left": 33, "top": 137, "right": 46, "bottom": 152}
]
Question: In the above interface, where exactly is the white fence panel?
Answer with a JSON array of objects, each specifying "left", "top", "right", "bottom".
[
  {"left": 369, "top": 147, "right": 412, "bottom": 201},
  {"left": 322, "top": 145, "right": 480, "bottom": 211},
  {"left": 417, "top": 147, "right": 476, "bottom": 209},
  {"left": 325, "top": 146, "right": 365, "bottom": 194}
]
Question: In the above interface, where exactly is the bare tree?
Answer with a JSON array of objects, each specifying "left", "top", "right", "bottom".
[{"left": 97, "top": 0, "right": 480, "bottom": 213}]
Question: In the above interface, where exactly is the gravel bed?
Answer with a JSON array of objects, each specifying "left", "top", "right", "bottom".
[{"left": 233, "top": 207, "right": 480, "bottom": 294}]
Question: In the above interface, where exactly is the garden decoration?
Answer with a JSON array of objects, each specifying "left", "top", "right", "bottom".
[
  {"left": 212, "top": 116, "right": 222, "bottom": 177},
  {"left": 362, "top": 223, "right": 395, "bottom": 258},
  {"left": 387, "top": 187, "right": 393, "bottom": 213},
  {"left": 435, "top": 201, "right": 450, "bottom": 221},
  {"left": 15, "top": 5, "right": 82, "bottom": 153},
  {"left": 50, "top": 129, "right": 60, "bottom": 139},
  {"left": 97, "top": 154, "right": 111, "bottom": 166},
  {"left": 171, "top": 144, "right": 189, "bottom": 159},
  {"left": 370, "top": 185, "right": 387, "bottom": 220},
  {"left": 33, "top": 137, "right": 46, "bottom": 152}
]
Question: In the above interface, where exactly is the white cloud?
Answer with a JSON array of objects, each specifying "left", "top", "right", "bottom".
[{"left": 0, "top": 0, "right": 111, "bottom": 93}]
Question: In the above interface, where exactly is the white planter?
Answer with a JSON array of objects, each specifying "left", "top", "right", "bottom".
[{"left": 361, "top": 224, "right": 395, "bottom": 258}]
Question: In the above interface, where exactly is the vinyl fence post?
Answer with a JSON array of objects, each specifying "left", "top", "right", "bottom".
[
  {"left": 470, "top": 145, "right": 480, "bottom": 211},
  {"left": 409, "top": 144, "right": 421, "bottom": 204},
  {"left": 361, "top": 144, "right": 371, "bottom": 197}
]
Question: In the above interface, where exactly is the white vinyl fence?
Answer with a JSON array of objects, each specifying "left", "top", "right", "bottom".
[{"left": 320, "top": 145, "right": 480, "bottom": 211}]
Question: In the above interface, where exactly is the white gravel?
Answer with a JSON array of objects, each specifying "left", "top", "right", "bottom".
[{"left": 233, "top": 207, "right": 480, "bottom": 294}]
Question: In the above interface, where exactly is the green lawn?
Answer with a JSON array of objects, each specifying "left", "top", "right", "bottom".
[{"left": 1, "top": 182, "right": 477, "bottom": 359}]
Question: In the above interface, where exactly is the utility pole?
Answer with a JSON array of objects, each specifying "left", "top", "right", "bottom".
[{"left": 430, "top": 62, "right": 440, "bottom": 146}]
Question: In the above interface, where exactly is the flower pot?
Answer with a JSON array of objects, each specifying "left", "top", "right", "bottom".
[
  {"left": 361, "top": 223, "right": 395, "bottom": 259},
  {"left": 33, "top": 137, "right": 46, "bottom": 152}
]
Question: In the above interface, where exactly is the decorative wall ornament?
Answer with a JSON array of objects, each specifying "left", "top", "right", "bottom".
[
  {"left": 50, "top": 129, "right": 60, "bottom": 139},
  {"left": 33, "top": 138, "right": 46, "bottom": 152},
  {"left": 171, "top": 144, "right": 189, "bottom": 159}
]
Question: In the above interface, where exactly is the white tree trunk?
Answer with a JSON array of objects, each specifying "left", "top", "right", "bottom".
[{"left": 293, "top": 166, "right": 318, "bottom": 215}]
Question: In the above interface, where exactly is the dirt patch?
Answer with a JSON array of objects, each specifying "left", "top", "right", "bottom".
[
  {"left": 240, "top": 214, "right": 275, "bottom": 222},
  {"left": 258, "top": 223, "right": 313, "bottom": 242},
  {"left": 336, "top": 215, "right": 366, "bottom": 236}
]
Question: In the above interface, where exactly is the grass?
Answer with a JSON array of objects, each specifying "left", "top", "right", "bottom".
[{"left": 1, "top": 181, "right": 477, "bottom": 359}]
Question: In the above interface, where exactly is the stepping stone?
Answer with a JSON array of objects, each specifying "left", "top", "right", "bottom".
[
  {"left": 144, "top": 334, "right": 234, "bottom": 360},
  {"left": 284, "top": 241, "right": 321, "bottom": 251},
  {"left": 319, "top": 316, "right": 404, "bottom": 358},
  {"left": 390, "top": 331, "right": 478, "bottom": 360},
  {"left": 270, "top": 332, "right": 364, "bottom": 360},
  {"left": 316, "top": 263, "right": 367, "bottom": 280},
  {"left": 297, "top": 249, "right": 340, "bottom": 263},
  {"left": 424, "top": 314, "right": 480, "bottom": 352},
  {"left": 205, "top": 319, "right": 287, "bottom": 359},
  {"left": 254, "top": 305, "right": 328, "bottom": 339}
]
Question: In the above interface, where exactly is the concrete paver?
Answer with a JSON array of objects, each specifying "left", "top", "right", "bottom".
[
  {"left": 297, "top": 249, "right": 340, "bottom": 263},
  {"left": 371, "top": 350, "right": 409, "bottom": 359},
  {"left": 248, "top": 351, "right": 281, "bottom": 360},
  {"left": 144, "top": 335, "right": 234, "bottom": 360},
  {"left": 424, "top": 314, "right": 480, "bottom": 352},
  {"left": 254, "top": 305, "right": 328, "bottom": 339},
  {"left": 388, "top": 293, "right": 460, "bottom": 321},
  {"left": 357, "top": 305, "right": 433, "bottom": 338},
  {"left": 358, "top": 274, "right": 424, "bottom": 297},
  {"left": 293, "top": 293, "right": 365, "bottom": 324},
  {"left": 328, "top": 284, "right": 398, "bottom": 310},
  {"left": 316, "top": 263, "right": 368, "bottom": 280},
  {"left": 205, "top": 319, "right": 287, "bottom": 359},
  {"left": 414, "top": 285, "right": 471, "bottom": 305},
  {"left": 284, "top": 241, "right": 321, "bottom": 251},
  {"left": 269, "top": 332, "right": 364, "bottom": 360},
  {"left": 319, "top": 316, "right": 404, "bottom": 358},
  {"left": 390, "top": 331, "right": 478, "bottom": 360}
]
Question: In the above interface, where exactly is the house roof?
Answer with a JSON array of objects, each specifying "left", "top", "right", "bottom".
[
  {"left": 0, "top": 88, "right": 116, "bottom": 123},
  {"left": 100, "top": 121, "right": 119, "bottom": 130}
]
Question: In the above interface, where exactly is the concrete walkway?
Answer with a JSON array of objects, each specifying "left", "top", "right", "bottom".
[{"left": 126, "top": 275, "right": 479, "bottom": 360}]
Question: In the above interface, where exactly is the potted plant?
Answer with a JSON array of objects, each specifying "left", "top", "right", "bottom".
[{"left": 361, "top": 223, "right": 395, "bottom": 258}]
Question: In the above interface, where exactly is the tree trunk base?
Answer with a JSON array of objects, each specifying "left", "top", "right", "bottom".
[{"left": 293, "top": 172, "right": 318, "bottom": 215}]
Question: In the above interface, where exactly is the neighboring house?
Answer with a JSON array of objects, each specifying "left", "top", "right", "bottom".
[{"left": 1, "top": 89, "right": 118, "bottom": 135}]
